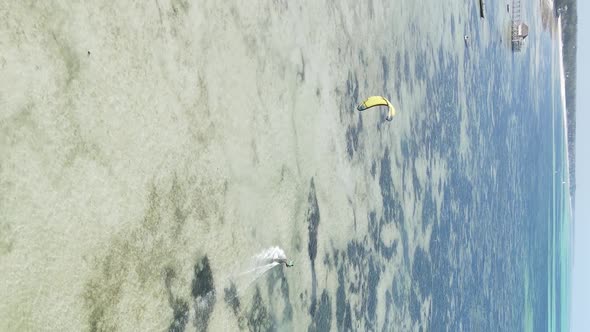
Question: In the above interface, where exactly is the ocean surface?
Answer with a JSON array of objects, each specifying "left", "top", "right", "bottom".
[{"left": 0, "top": 0, "right": 571, "bottom": 331}]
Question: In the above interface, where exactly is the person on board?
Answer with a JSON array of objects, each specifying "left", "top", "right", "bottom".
[{"left": 273, "top": 258, "right": 294, "bottom": 267}]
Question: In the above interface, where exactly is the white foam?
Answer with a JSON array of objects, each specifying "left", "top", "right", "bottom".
[{"left": 556, "top": 16, "right": 573, "bottom": 214}]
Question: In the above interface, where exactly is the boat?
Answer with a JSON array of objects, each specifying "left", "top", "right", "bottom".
[{"left": 479, "top": 0, "right": 486, "bottom": 18}]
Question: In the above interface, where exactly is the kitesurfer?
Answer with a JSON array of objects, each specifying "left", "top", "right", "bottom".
[{"left": 273, "top": 258, "right": 294, "bottom": 267}]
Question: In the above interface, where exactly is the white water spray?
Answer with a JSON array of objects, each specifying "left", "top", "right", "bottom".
[{"left": 223, "top": 246, "right": 288, "bottom": 296}]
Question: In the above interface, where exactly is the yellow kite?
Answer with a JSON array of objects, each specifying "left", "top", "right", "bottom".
[{"left": 356, "top": 96, "right": 396, "bottom": 121}]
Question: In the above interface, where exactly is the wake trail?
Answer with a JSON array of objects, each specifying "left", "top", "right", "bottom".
[{"left": 218, "top": 246, "right": 288, "bottom": 298}]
